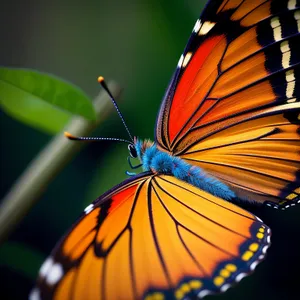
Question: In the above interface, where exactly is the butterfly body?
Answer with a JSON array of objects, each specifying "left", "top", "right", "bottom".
[{"left": 135, "top": 138, "right": 235, "bottom": 200}]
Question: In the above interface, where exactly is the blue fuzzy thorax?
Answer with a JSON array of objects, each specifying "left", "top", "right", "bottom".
[{"left": 135, "top": 139, "right": 235, "bottom": 200}]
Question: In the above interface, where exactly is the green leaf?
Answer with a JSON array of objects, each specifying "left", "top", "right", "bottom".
[
  {"left": 0, "top": 68, "right": 96, "bottom": 133},
  {"left": 0, "top": 83, "right": 71, "bottom": 134},
  {"left": 0, "top": 242, "right": 44, "bottom": 280}
]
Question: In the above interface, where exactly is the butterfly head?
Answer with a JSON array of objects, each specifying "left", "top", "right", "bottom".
[
  {"left": 128, "top": 143, "right": 138, "bottom": 158},
  {"left": 132, "top": 138, "right": 154, "bottom": 161}
]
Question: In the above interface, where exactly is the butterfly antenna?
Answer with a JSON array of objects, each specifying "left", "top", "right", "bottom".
[
  {"left": 64, "top": 132, "right": 132, "bottom": 144},
  {"left": 98, "top": 76, "right": 134, "bottom": 142}
]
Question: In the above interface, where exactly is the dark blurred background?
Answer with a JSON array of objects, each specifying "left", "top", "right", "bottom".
[{"left": 0, "top": 0, "right": 299, "bottom": 299}]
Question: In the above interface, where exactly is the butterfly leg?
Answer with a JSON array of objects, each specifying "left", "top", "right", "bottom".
[
  {"left": 127, "top": 156, "right": 142, "bottom": 169},
  {"left": 125, "top": 170, "right": 137, "bottom": 176}
]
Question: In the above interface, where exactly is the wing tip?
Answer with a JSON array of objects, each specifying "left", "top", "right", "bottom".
[{"left": 143, "top": 221, "right": 271, "bottom": 300}]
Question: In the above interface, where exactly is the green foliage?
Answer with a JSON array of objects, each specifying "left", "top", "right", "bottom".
[
  {"left": 0, "top": 242, "right": 44, "bottom": 280},
  {"left": 0, "top": 68, "right": 96, "bottom": 134},
  {"left": 84, "top": 146, "right": 142, "bottom": 207}
]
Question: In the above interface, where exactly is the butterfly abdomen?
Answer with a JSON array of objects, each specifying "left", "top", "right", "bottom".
[{"left": 139, "top": 141, "right": 235, "bottom": 200}]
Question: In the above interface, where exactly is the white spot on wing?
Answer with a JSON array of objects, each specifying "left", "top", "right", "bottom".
[
  {"left": 220, "top": 284, "right": 231, "bottom": 292},
  {"left": 177, "top": 54, "right": 184, "bottom": 68},
  {"left": 273, "top": 26, "right": 282, "bottom": 41},
  {"left": 29, "top": 288, "right": 40, "bottom": 300},
  {"left": 199, "top": 21, "right": 216, "bottom": 35},
  {"left": 271, "top": 17, "right": 282, "bottom": 41},
  {"left": 280, "top": 40, "right": 290, "bottom": 53},
  {"left": 262, "top": 245, "right": 269, "bottom": 254},
  {"left": 288, "top": 0, "right": 296, "bottom": 9},
  {"left": 285, "top": 100, "right": 295, "bottom": 105},
  {"left": 182, "top": 52, "right": 193, "bottom": 68},
  {"left": 84, "top": 203, "right": 94, "bottom": 214},
  {"left": 271, "top": 16, "right": 280, "bottom": 28},
  {"left": 45, "top": 263, "right": 64, "bottom": 285},
  {"left": 287, "top": 81, "right": 295, "bottom": 98},
  {"left": 282, "top": 51, "right": 291, "bottom": 68},
  {"left": 280, "top": 41, "right": 291, "bottom": 68},
  {"left": 193, "top": 19, "right": 201, "bottom": 33},
  {"left": 286, "top": 69, "right": 295, "bottom": 99},
  {"left": 235, "top": 272, "right": 247, "bottom": 282},
  {"left": 255, "top": 216, "right": 263, "bottom": 222},
  {"left": 250, "top": 260, "right": 260, "bottom": 271},
  {"left": 39, "top": 257, "right": 53, "bottom": 278},
  {"left": 198, "top": 290, "right": 212, "bottom": 298}
]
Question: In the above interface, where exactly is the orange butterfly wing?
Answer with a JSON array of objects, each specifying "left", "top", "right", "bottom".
[
  {"left": 31, "top": 173, "right": 270, "bottom": 300},
  {"left": 156, "top": 0, "right": 300, "bottom": 206}
]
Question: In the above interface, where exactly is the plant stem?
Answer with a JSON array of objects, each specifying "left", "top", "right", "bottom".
[{"left": 0, "top": 81, "right": 122, "bottom": 244}]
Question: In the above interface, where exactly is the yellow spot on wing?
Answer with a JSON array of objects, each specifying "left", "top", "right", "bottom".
[
  {"left": 154, "top": 292, "right": 164, "bottom": 300},
  {"left": 175, "top": 290, "right": 184, "bottom": 300},
  {"left": 146, "top": 292, "right": 164, "bottom": 300},
  {"left": 226, "top": 264, "right": 237, "bottom": 272},
  {"left": 249, "top": 243, "right": 259, "bottom": 252},
  {"left": 214, "top": 276, "right": 225, "bottom": 286},
  {"left": 174, "top": 280, "right": 203, "bottom": 299},
  {"left": 286, "top": 193, "right": 297, "bottom": 200},
  {"left": 190, "top": 280, "right": 202, "bottom": 289},
  {"left": 242, "top": 250, "right": 254, "bottom": 261},
  {"left": 220, "top": 269, "right": 230, "bottom": 278},
  {"left": 257, "top": 232, "right": 264, "bottom": 239},
  {"left": 180, "top": 284, "right": 191, "bottom": 293}
]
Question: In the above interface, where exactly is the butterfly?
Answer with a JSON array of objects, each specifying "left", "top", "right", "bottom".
[{"left": 30, "top": 0, "right": 300, "bottom": 299}]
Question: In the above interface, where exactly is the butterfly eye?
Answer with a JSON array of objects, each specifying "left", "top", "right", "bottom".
[{"left": 128, "top": 144, "right": 137, "bottom": 158}]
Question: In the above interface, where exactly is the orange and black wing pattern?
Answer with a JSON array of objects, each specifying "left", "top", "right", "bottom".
[
  {"left": 31, "top": 173, "right": 270, "bottom": 300},
  {"left": 155, "top": 0, "right": 300, "bottom": 207}
]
